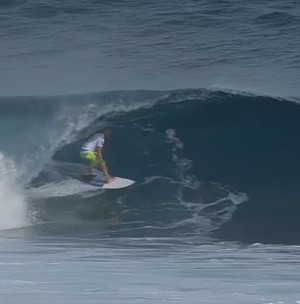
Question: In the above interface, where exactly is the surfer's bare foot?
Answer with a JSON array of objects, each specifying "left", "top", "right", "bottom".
[{"left": 106, "top": 176, "right": 114, "bottom": 183}]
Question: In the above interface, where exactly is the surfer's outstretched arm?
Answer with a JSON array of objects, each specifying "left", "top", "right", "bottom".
[{"left": 97, "top": 146, "right": 113, "bottom": 183}]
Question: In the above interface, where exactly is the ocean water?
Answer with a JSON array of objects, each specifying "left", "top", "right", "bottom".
[{"left": 1, "top": 0, "right": 300, "bottom": 303}]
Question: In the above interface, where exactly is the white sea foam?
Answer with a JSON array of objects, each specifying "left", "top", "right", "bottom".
[{"left": 0, "top": 153, "right": 29, "bottom": 230}]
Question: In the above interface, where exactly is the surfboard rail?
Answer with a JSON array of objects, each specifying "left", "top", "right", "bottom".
[{"left": 81, "top": 174, "right": 135, "bottom": 189}]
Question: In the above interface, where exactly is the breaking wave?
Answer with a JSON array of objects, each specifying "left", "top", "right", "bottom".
[{"left": 1, "top": 88, "right": 300, "bottom": 244}]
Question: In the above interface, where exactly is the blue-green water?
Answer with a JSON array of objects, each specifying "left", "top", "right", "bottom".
[
  {"left": 1, "top": 235, "right": 300, "bottom": 304},
  {"left": 1, "top": 1, "right": 300, "bottom": 303}
]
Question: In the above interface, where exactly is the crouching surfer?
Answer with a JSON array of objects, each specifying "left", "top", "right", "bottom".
[{"left": 80, "top": 128, "right": 114, "bottom": 183}]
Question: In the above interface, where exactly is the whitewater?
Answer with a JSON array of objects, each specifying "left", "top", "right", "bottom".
[{"left": 1, "top": 0, "right": 300, "bottom": 303}]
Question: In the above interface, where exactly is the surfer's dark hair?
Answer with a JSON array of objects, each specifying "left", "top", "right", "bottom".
[{"left": 98, "top": 127, "right": 111, "bottom": 133}]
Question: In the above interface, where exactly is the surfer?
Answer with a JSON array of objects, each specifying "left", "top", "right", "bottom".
[{"left": 80, "top": 128, "right": 114, "bottom": 183}]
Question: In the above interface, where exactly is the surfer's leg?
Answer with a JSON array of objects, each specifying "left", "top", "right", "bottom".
[
  {"left": 97, "top": 160, "right": 113, "bottom": 183},
  {"left": 80, "top": 151, "right": 98, "bottom": 175},
  {"left": 89, "top": 152, "right": 99, "bottom": 175}
]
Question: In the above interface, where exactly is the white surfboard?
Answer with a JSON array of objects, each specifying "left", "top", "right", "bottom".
[
  {"left": 81, "top": 174, "right": 135, "bottom": 189},
  {"left": 102, "top": 177, "right": 135, "bottom": 189}
]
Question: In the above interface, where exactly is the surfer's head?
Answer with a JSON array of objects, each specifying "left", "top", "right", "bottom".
[{"left": 102, "top": 127, "right": 112, "bottom": 138}]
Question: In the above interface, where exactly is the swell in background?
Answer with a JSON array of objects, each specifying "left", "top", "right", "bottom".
[{"left": 0, "top": 0, "right": 300, "bottom": 97}]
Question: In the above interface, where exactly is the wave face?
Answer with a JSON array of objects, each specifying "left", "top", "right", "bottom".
[{"left": 1, "top": 89, "right": 300, "bottom": 244}]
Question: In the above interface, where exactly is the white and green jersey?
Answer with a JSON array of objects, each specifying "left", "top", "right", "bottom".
[{"left": 81, "top": 133, "right": 104, "bottom": 152}]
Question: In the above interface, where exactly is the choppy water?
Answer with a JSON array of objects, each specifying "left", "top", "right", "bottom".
[
  {"left": 1, "top": 236, "right": 300, "bottom": 304},
  {"left": 1, "top": 0, "right": 300, "bottom": 303}
]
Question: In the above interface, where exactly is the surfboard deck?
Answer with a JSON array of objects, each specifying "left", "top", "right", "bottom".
[{"left": 80, "top": 174, "right": 135, "bottom": 189}]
